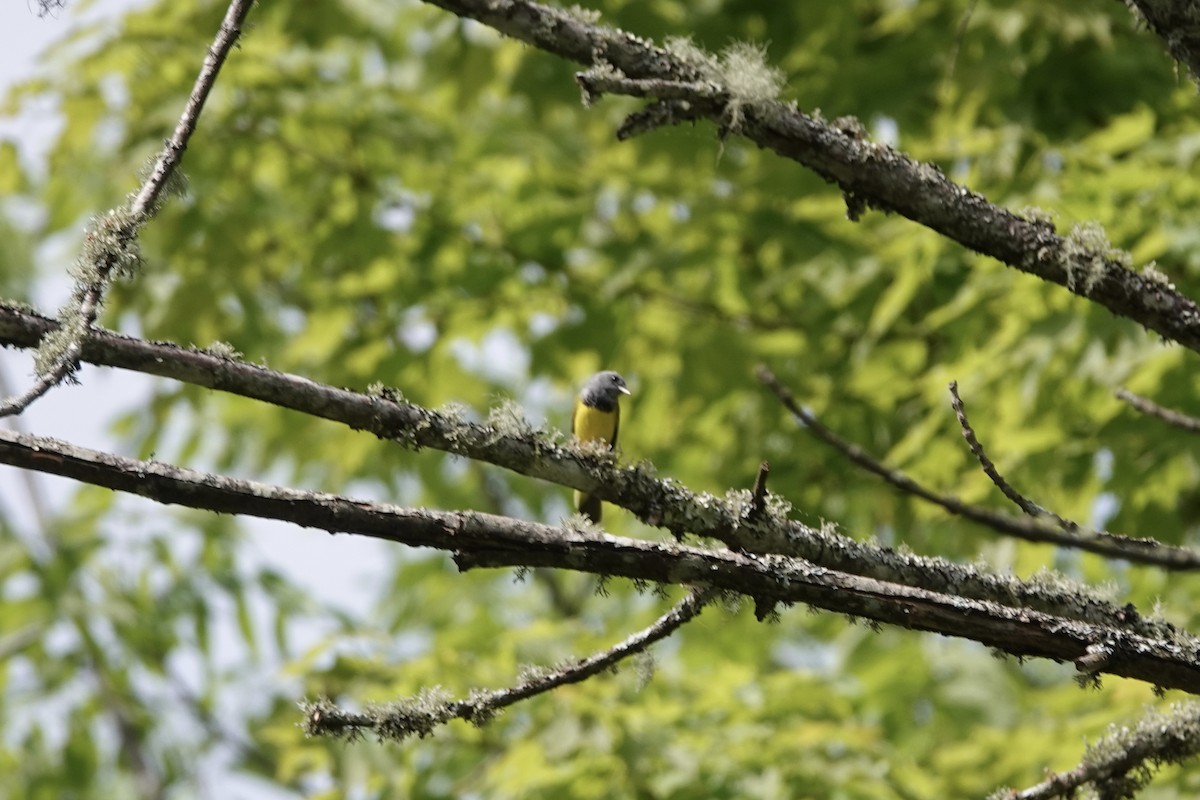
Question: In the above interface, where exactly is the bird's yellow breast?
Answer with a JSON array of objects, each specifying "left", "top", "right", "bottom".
[{"left": 573, "top": 400, "right": 620, "bottom": 446}]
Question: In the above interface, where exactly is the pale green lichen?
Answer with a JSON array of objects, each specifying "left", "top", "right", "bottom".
[
  {"left": 79, "top": 207, "right": 144, "bottom": 279},
  {"left": 565, "top": 4, "right": 602, "bottom": 24},
  {"left": 437, "top": 401, "right": 470, "bottom": 424},
  {"left": 1065, "top": 221, "right": 1118, "bottom": 297},
  {"left": 565, "top": 512, "right": 604, "bottom": 533},
  {"left": 367, "top": 383, "right": 405, "bottom": 403},
  {"left": 717, "top": 42, "right": 785, "bottom": 128},
  {"left": 664, "top": 35, "right": 721, "bottom": 76},
  {"left": 1142, "top": 261, "right": 1174, "bottom": 289},
  {"left": 486, "top": 398, "right": 536, "bottom": 438},
  {"left": 203, "top": 341, "right": 241, "bottom": 359},
  {"left": 1016, "top": 205, "right": 1055, "bottom": 228},
  {"left": 633, "top": 651, "right": 655, "bottom": 689},
  {"left": 663, "top": 37, "right": 784, "bottom": 130}
]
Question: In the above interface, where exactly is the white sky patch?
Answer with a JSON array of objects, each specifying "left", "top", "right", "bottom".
[
  {"left": 449, "top": 327, "right": 529, "bottom": 386},
  {"left": 872, "top": 115, "right": 899, "bottom": 147},
  {"left": 398, "top": 306, "right": 437, "bottom": 352}
]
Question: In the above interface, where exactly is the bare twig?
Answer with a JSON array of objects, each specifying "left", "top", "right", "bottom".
[
  {"left": 306, "top": 586, "right": 716, "bottom": 741},
  {"left": 948, "top": 381, "right": 1071, "bottom": 526},
  {"left": 1116, "top": 387, "right": 1200, "bottom": 432},
  {"left": 2, "top": 427, "right": 1200, "bottom": 694},
  {"left": 749, "top": 461, "right": 770, "bottom": 521},
  {"left": 756, "top": 365, "right": 1200, "bottom": 571},
  {"left": 0, "top": 0, "right": 255, "bottom": 418},
  {"left": 940, "top": 0, "right": 979, "bottom": 92},
  {"left": 576, "top": 69, "right": 723, "bottom": 103}
]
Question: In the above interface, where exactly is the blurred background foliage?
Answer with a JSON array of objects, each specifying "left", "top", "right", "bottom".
[{"left": 3, "top": 0, "right": 1200, "bottom": 796}]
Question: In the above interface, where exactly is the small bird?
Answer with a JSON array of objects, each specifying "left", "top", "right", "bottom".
[{"left": 571, "top": 370, "right": 631, "bottom": 522}]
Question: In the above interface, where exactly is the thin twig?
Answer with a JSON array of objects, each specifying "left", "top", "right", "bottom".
[
  {"left": 1116, "top": 387, "right": 1200, "bottom": 432},
  {"left": 948, "top": 381, "right": 1071, "bottom": 526},
  {"left": 755, "top": 365, "right": 1200, "bottom": 571},
  {"left": 940, "top": 0, "right": 979, "bottom": 93},
  {"left": 749, "top": 461, "right": 770, "bottom": 521},
  {"left": 306, "top": 587, "right": 716, "bottom": 740},
  {"left": 0, "top": 0, "right": 255, "bottom": 418},
  {"left": 577, "top": 69, "right": 723, "bottom": 102}
]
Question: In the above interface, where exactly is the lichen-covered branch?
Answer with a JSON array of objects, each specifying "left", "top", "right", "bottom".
[
  {"left": 997, "top": 702, "right": 1200, "bottom": 800},
  {"left": 2, "top": 425, "right": 1200, "bottom": 693},
  {"left": 420, "top": 0, "right": 1200, "bottom": 354},
  {"left": 1123, "top": 0, "right": 1200, "bottom": 88},
  {"left": 0, "top": 0, "right": 255, "bottom": 418},
  {"left": 0, "top": 302, "right": 1184, "bottom": 642},
  {"left": 0, "top": 302, "right": 1181, "bottom": 641},
  {"left": 304, "top": 587, "right": 716, "bottom": 741}
]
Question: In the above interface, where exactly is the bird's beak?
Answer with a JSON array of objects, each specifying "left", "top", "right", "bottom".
[{"left": 619, "top": 386, "right": 632, "bottom": 396}]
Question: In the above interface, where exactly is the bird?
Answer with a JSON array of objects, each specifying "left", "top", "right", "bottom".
[{"left": 571, "top": 370, "right": 631, "bottom": 522}]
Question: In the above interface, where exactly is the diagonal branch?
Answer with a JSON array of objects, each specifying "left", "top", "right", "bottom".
[
  {"left": 419, "top": 0, "right": 1200, "bottom": 355},
  {"left": 0, "top": 302, "right": 1181, "bottom": 640},
  {"left": 2, "top": 425, "right": 1200, "bottom": 693},
  {"left": 1002, "top": 702, "right": 1200, "bottom": 800},
  {"left": 1123, "top": 0, "right": 1200, "bottom": 89},
  {"left": 1116, "top": 387, "right": 1200, "bottom": 433},
  {"left": 949, "top": 381, "right": 1071, "bottom": 525},
  {"left": 305, "top": 586, "right": 716, "bottom": 741},
  {"left": 0, "top": 0, "right": 255, "bottom": 418},
  {"left": 756, "top": 366, "right": 1200, "bottom": 571}
]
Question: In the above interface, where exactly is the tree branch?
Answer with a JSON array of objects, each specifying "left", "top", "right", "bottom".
[
  {"left": 756, "top": 366, "right": 1200, "bottom": 571},
  {"left": 0, "top": 303, "right": 1181, "bottom": 641},
  {"left": 2, "top": 426, "right": 1200, "bottom": 694},
  {"left": 0, "top": 0, "right": 255, "bottom": 418},
  {"left": 305, "top": 587, "right": 716, "bottom": 741},
  {"left": 949, "top": 381, "right": 1071, "bottom": 524},
  {"left": 1000, "top": 702, "right": 1200, "bottom": 800},
  {"left": 1116, "top": 387, "right": 1200, "bottom": 433},
  {"left": 1123, "top": 0, "right": 1200, "bottom": 88},
  {"left": 418, "top": 0, "right": 1200, "bottom": 355}
]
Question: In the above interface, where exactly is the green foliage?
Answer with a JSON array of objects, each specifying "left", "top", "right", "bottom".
[{"left": 5, "top": 0, "right": 1200, "bottom": 796}]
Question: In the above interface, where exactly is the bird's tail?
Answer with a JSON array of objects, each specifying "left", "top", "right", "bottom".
[{"left": 574, "top": 490, "right": 602, "bottom": 523}]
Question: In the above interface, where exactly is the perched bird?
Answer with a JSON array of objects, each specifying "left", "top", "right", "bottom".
[{"left": 571, "top": 370, "right": 631, "bottom": 522}]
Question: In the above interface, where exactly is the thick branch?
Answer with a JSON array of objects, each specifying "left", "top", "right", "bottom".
[
  {"left": 1123, "top": 0, "right": 1200, "bottom": 88},
  {"left": 2, "top": 426, "right": 1200, "bottom": 694},
  {"left": 419, "top": 0, "right": 1200, "bottom": 354},
  {"left": 0, "top": 303, "right": 1179, "bottom": 642}
]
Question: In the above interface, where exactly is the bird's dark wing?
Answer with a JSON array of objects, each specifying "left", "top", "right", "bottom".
[{"left": 610, "top": 402, "right": 620, "bottom": 449}]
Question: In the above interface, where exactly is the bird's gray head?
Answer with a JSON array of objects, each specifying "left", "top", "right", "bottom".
[{"left": 580, "top": 370, "right": 631, "bottom": 409}]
